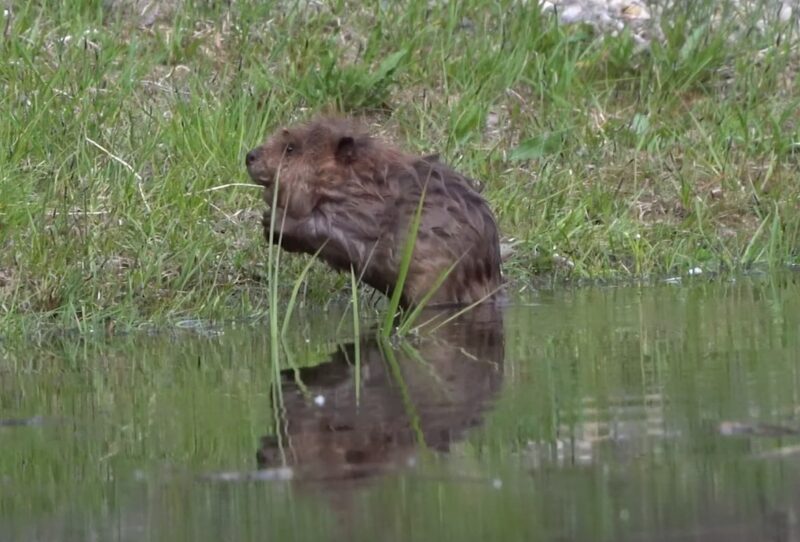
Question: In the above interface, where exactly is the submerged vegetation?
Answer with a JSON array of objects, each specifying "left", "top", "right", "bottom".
[{"left": 1, "top": 0, "right": 800, "bottom": 335}]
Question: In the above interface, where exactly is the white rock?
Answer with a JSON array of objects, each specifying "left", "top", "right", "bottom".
[
  {"left": 779, "top": 3, "right": 792, "bottom": 22},
  {"left": 598, "top": 12, "right": 614, "bottom": 25},
  {"left": 561, "top": 5, "right": 584, "bottom": 23}
]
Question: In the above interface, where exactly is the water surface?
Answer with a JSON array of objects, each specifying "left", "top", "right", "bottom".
[{"left": 2, "top": 275, "right": 800, "bottom": 541}]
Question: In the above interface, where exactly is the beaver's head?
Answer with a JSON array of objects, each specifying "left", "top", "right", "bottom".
[{"left": 246, "top": 117, "right": 369, "bottom": 188}]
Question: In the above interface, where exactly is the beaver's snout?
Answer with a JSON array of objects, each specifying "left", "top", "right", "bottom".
[{"left": 245, "top": 147, "right": 275, "bottom": 187}]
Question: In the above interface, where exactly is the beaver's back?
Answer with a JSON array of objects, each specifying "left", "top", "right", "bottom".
[{"left": 388, "top": 157, "right": 503, "bottom": 308}]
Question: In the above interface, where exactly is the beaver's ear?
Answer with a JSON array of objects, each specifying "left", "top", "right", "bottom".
[{"left": 335, "top": 136, "right": 356, "bottom": 165}]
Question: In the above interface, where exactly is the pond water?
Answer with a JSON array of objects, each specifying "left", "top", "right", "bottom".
[{"left": 2, "top": 274, "right": 800, "bottom": 541}]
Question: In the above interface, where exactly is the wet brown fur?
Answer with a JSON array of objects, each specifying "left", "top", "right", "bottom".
[{"left": 246, "top": 116, "right": 503, "bottom": 309}]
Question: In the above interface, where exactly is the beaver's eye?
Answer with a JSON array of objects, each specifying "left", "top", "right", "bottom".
[{"left": 285, "top": 143, "right": 294, "bottom": 154}]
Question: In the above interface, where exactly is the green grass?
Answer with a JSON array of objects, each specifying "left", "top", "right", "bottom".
[{"left": 2, "top": 0, "right": 800, "bottom": 336}]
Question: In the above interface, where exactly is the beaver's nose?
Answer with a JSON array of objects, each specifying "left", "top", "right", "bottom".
[{"left": 245, "top": 150, "right": 257, "bottom": 167}]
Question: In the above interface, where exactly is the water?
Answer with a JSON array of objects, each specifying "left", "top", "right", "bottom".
[{"left": 2, "top": 275, "right": 800, "bottom": 541}]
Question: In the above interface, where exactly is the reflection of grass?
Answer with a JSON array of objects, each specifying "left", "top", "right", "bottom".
[
  {"left": 377, "top": 335, "right": 428, "bottom": 449},
  {"left": 3, "top": 0, "right": 800, "bottom": 334}
]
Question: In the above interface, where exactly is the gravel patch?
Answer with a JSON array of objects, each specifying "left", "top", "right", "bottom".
[{"left": 537, "top": 0, "right": 799, "bottom": 46}]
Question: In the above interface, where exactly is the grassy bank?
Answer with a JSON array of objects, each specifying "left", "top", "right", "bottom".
[{"left": 1, "top": 0, "right": 799, "bottom": 335}]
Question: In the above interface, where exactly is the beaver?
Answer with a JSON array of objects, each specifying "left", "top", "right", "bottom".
[{"left": 245, "top": 116, "right": 503, "bottom": 309}]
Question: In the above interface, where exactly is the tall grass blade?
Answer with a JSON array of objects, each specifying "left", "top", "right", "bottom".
[
  {"left": 741, "top": 212, "right": 770, "bottom": 267},
  {"left": 396, "top": 253, "right": 465, "bottom": 336},
  {"left": 280, "top": 241, "right": 328, "bottom": 338},
  {"left": 425, "top": 284, "right": 505, "bottom": 334},
  {"left": 380, "top": 180, "right": 429, "bottom": 338},
  {"left": 266, "top": 163, "right": 282, "bottom": 372},
  {"left": 350, "top": 267, "right": 361, "bottom": 405}
]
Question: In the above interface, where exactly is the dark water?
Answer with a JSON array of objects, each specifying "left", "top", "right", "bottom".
[{"left": 2, "top": 275, "right": 800, "bottom": 541}]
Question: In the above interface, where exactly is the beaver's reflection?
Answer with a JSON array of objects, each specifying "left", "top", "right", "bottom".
[{"left": 257, "top": 308, "right": 505, "bottom": 482}]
